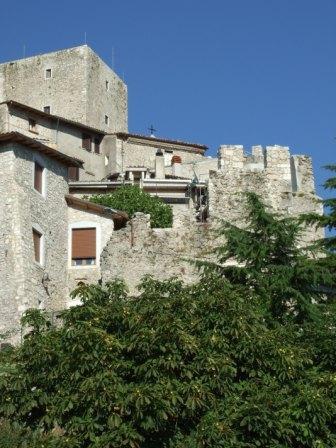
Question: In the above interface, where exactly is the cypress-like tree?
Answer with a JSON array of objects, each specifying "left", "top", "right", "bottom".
[{"left": 200, "top": 192, "right": 335, "bottom": 322}]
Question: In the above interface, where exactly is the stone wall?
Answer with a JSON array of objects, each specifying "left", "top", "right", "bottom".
[
  {"left": 0, "top": 143, "right": 69, "bottom": 342},
  {"left": 101, "top": 213, "right": 213, "bottom": 293},
  {"left": 0, "top": 45, "right": 127, "bottom": 133}
]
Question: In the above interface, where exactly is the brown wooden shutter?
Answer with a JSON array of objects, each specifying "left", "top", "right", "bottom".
[
  {"left": 34, "top": 162, "right": 43, "bottom": 193},
  {"left": 82, "top": 134, "right": 92, "bottom": 151},
  {"left": 68, "top": 167, "right": 79, "bottom": 181},
  {"left": 33, "top": 229, "right": 41, "bottom": 263},
  {"left": 72, "top": 228, "right": 96, "bottom": 259}
]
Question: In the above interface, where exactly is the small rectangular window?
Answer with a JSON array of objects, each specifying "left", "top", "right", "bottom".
[
  {"left": 29, "top": 118, "right": 38, "bottom": 133},
  {"left": 104, "top": 115, "right": 109, "bottom": 125},
  {"left": 94, "top": 137, "right": 101, "bottom": 154},
  {"left": 32, "top": 228, "right": 42, "bottom": 263},
  {"left": 72, "top": 228, "right": 96, "bottom": 266},
  {"left": 68, "top": 167, "right": 79, "bottom": 181},
  {"left": 82, "top": 133, "right": 92, "bottom": 151},
  {"left": 43, "top": 106, "right": 51, "bottom": 114},
  {"left": 45, "top": 69, "right": 52, "bottom": 79},
  {"left": 34, "top": 162, "right": 44, "bottom": 194},
  {"left": 106, "top": 80, "right": 109, "bottom": 91}
]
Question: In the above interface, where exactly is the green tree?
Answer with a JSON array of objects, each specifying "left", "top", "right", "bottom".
[
  {"left": 303, "top": 164, "right": 336, "bottom": 251},
  {"left": 1, "top": 275, "right": 336, "bottom": 447},
  {"left": 199, "top": 192, "right": 335, "bottom": 323},
  {"left": 89, "top": 185, "right": 173, "bottom": 228}
]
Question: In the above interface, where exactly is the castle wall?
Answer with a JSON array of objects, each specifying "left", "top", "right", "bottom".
[
  {"left": 0, "top": 143, "right": 69, "bottom": 342},
  {"left": 100, "top": 213, "right": 210, "bottom": 293}
]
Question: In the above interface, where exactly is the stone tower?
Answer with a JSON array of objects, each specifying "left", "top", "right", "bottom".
[{"left": 0, "top": 45, "right": 128, "bottom": 133}]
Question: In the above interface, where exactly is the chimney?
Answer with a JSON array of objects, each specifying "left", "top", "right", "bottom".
[{"left": 155, "top": 149, "right": 165, "bottom": 179}]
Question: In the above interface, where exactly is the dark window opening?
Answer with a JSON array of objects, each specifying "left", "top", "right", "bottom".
[
  {"left": 34, "top": 162, "right": 44, "bottom": 194},
  {"left": 43, "top": 106, "right": 51, "bottom": 114},
  {"left": 68, "top": 167, "right": 79, "bottom": 181},
  {"left": 45, "top": 69, "right": 52, "bottom": 79},
  {"left": 82, "top": 133, "right": 92, "bottom": 151},
  {"left": 29, "top": 118, "right": 38, "bottom": 133},
  {"left": 94, "top": 137, "right": 101, "bottom": 154},
  {"left": 32, "top": 228, "right": 42, "bottom": 263}
]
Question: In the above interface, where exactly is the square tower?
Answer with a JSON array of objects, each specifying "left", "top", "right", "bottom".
[{"left": 0, "top": 45, "right": 128, "bottom": 133}]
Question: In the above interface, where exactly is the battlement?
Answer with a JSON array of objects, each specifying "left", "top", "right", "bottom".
[{"left": 218, "top": 145, "right": 315, "bottom": 193}]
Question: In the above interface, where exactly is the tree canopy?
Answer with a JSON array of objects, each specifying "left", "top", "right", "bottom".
[
  {"left": 0, "top": 193, "right": 336, "bottom": 447},
  {"left": 89, "top": 185, "right": 173, "bottom": 228}
]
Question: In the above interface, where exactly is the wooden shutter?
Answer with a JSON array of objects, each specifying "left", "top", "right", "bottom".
[
  {"left": 68, "top": 167, "right": 79, "bottom": 181},
  {"left": 33, "top": 229, "right": 41, "bottom": 263},
  {"left": 82, "top": 134, "right": 92, "bottom": 151},
  {"left": 34, "top": 162, "right": 43, "bottom": 193},
  {"left": 72, "top": 228, "right": 96, "bottom": 259}
]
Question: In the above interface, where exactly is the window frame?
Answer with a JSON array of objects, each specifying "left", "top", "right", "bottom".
[
  {"left": 45, "top": 68, "right": 52, "bottom": 79},
  {"left": 69, "top": 222, "right": 100, "bottom": 269},
  {"left": 33, "top": 156, "right": 47, "bottom": 198},
  {"left": 43, "top": 105, "right": 51, "bottom": 114},
  {"left": 82, "top": 133, "right": 92, "bottom": 151},
  {"left": 32, "top": 224, "right": 45, "bottom": 267},
  {"left": 28, "top": 118, "right": 38, "bottom": 134}
]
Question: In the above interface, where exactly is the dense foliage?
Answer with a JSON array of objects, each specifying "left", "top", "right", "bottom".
[
  {"left": 0, "top": 193, "right": 336, "bottom": 447},
  {"left": 303, "top": 164, "right": 336, "bottom": 250},
  {"left": 89, "top": 185, "right": 173, "bottom": 228},
  {"left": 199, "top": 192, "right": 336, "bottom": 323}
]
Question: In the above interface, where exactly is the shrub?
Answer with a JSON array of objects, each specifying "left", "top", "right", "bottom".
[{"left": 89, "top": 185, "right": 173, "bottom": 228}]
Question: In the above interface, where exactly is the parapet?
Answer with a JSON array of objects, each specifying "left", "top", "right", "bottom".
[{"left": 217, "top": 144, "right": 315, "bottom": 193}]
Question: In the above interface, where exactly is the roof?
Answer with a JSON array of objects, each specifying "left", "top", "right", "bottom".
[
  {"left": 65, "top": 194, "right": 128, "bottom": 225},
  {"left": 1, "top": 100, "right": 106, "bottom": 135},
  {"left": 114, "top": 132, "right": 208, "bottom": 152},
  {"left": 0, "top": 132, "right": 83, "bottom": 167}
]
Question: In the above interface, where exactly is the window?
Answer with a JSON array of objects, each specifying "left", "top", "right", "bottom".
[
  {"left": 32, "top": 228, "right": 42, "bottom": 264},
  {"left": 68, "top": 167, "right": 79, "bottom": 181},
  {"left": 34, "top": 161, "right": 44, "bottom": 194},
  {"left": 71, "top": 228, "right": 96, "bottom": 266},
  {"left": 94, "top": 137, "right": 101, "bottom": 154},
  {"left": 82, "top": 133, "right": 92, "bottom": 151},
  {"left": 29, "top": 118, "right": 38, "bottom": 133},
  {"left": 106, "top": 80, "right": 109, "bottom": 91},
  {"left": 43, "top": 106, "right": 51, "bottom": 114},
  {"left": 104, "top": 115, "right": 109, "bottom": 125},
  {"left": 45, "top": 68, "right": 52, "bottom": 79}
]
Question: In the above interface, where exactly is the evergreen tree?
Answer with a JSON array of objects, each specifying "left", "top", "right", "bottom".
[{"left": 199, "top": 192, "right": 335, "bottom": 322}]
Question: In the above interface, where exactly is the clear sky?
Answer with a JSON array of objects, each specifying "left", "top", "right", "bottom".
[{"left": 0, "top": 0, "right": 335, "bottom": 196}]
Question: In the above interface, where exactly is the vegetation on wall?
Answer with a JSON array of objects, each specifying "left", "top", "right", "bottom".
[
  {"left": 89, "top": 185, "right": 173, "bottom": 228},
  {"left": 0, "top": 178, "right": 336, "bottom": 446}
]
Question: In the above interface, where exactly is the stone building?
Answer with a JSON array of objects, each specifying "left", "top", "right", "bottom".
[{"left": 0, "top": 46, "right": 323, "bottom": 342}]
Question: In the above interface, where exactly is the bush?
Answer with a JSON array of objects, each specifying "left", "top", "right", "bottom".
[{"left": 89, "top": 185, "right": 173, "bottom": 228}]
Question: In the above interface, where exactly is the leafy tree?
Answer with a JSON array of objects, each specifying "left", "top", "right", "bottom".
[
  {"left": 303, "top": 164, "right": 336, "bottom": 251},
  {"left": 89, "top": 185, "right": 173, "bottom": 228},
  {"left": 199, "top": 192, "right": 336, "bottom": 323},
  {"left": 1, "top": 275, "right": 336, "bottom": 447}
]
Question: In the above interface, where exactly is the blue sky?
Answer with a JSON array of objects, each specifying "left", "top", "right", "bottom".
[{"left": 1, "top": 0, "right": 335, "bottom": 196}]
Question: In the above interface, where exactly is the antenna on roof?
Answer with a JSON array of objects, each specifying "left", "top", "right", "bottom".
[
  {"left": 148, "top": 125, "right": 157, "bottom": 138},
  {"left": 84, "top": 32, "right": 87, "bottom": 45}
]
